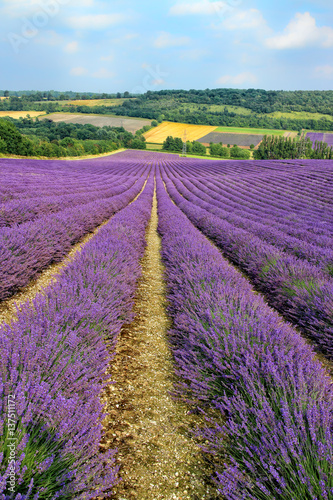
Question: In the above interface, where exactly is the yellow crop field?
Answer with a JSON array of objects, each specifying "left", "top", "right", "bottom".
[
  {"left": 0, "top": 111, "right": 46, "bottom": 118},
  {"left": 144, "top": 121, "right": 217, "bottom": 143}
]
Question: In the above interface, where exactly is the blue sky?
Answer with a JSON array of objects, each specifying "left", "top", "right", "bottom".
[{"left": 0, "top": 0, "right": 333, "bottom": 92}]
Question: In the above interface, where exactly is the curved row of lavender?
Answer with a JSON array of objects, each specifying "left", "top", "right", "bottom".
[
  {"left": 161, "top": 159, "right": 333, "bottom": 359},
  {"left": 156, "top": 171, "right": 333, "bottom": 499},
  {"left": 0, "top": 177, "right": 142, "bottom": 228},
  {"left": 0, "top": 157, "right": 150, "bottom": 301},
  {"left": 0, "top": 154, "right": 147, "bottom": 203},
  {"left": 0, "top": 155, "right": 151, "bottom": 227},
  {"left": 167, "top": 174, "right": 333, "bottom": 272},
  {"left": 0, "top": 172, "right": 154, "bottom": 499}
]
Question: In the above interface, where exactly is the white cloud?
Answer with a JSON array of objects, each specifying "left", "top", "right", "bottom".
[
  {"left": 169, "top": 1, "right": 230, "bottom": 16},
  {"left": 110, "top": 33, "right": 139, "bottom": 45},
  {"left": 92, "top": 68, "right": 115, "bottom": 79},
  {"left": 33, "top": 30, "right": 63, "bottom": 46},
  {"left": 315, "top": 65, "right": 333, "bottom": 78},
  {"left": 67, "top": 13, "right": 126, "bottom": 30},
  {"left": 70, "top": 66, "right": 88, "bottom": 76},
  {"left": 64, "top": 41, "right": 79, "bottom": 53},
  {"left": 153, "top": 31, "right": 190, "bottom": 49},
  {"left": 100, "top": 54, "right": 114, "bottom": 62},
  {"left": 266, "top": 12, "right": 333, "bottom": 49},
  {"left": 222, "top": 9, "right": 268, "bottom": 31},
  {"left": 179, "top": 48, "right": 207, "bottom": 60},
  {"left": 1, "top": 0, "right": 94, "bottom": 18},
  {"left": 217, "top": 72, "right": 258, "bottom": 85}
]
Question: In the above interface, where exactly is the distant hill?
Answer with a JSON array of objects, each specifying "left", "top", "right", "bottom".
[
  {"left": 110, "top": 89, "right": 333, "bottom": 132},
  {"left": 1, "top": 88, "right": 333, "bottom": 131}
]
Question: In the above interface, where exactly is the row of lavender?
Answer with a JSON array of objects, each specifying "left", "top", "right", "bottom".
[
  {"left": 0, "top": 163, "right": 149, "bottom": 301},
  {"left": 166, "top": 158, "right": 333, "bottom": 228},
  {"left": 307, "top": 133, "right": 333, "bottom": 148},
  {"left": 169, "top": 175, "right": 333, "bottom": 269},
  {"left": 156, "top": 172, "right": 333, "bottom": 499},
  {"left": 0, "top": 154, "right": 150, "bottom": 226},
  {"left": 161, "top": 160, "right": 333, "bottom": 359},
  {"left": 0, "top": 172, "right": 154, "bottom": 499},
  {"left": 165, "top": 158, "right": 333, "bottom": 239},
  {"left": 0, "top": 154, "right": 147, "bottom": 203}
]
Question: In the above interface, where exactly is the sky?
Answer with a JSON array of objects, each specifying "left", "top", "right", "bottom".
[{"left": 0, "top": 0, "right": 333, "bottom": 93}]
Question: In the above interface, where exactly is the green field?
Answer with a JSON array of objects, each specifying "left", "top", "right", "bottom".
[
  {"left": 267, "top": 110, "right": 333, "bottom": 121},
  {"left": 185, "top": 103, "right": 253, "bottom": 116},
  {"left": 214, "top": 126, "right": 287, "bottom": 136},
  {"left": 185, "top": 102, "right": 333, "bottom": 122},
  {"left": 146, "top": 143, "right": 163, "bottom": 150}
]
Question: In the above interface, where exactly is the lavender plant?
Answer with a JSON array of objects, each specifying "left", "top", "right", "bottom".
[
  {"left": 156, "top": 172, "right": 333, "bottom": 500},
  {"left": 0, "top": 171, "right": 154, "bottom": 498}
]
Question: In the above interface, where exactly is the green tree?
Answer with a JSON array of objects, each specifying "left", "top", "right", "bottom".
[
  {"left": 192, "top": 141, "right": 206, "bottom": 155},
  {"left": 163, "top": 136, "right": 175, "bottom": 151}
]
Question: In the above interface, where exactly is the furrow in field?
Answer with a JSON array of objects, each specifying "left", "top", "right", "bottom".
[
  {"left": 156, "top": 171, "right": 333, "bottom": 499},
  {"left": 0, "top": 173, "right": 154, "bottom": 499},
  {"left": 102, "top": 188, "right": 218, "bottom": 500}
]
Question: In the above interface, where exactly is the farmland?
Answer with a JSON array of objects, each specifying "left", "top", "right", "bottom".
[
  {"left": 199, "top": 131, "right": 263, "bottom": 147},
  {"left": 56, "top": 98, "right": 136, "bottom": 107},
  {"left": 109, "top": 89, "right": 333, "bottom": 132},
  {"left": 144, "top": 121, "right": 216, "bottom": 143},
  {"left": 1, "top": 150, "right": 333, "bottom": 499},
  {"left": 45, "top": 112, "right": 151, "bottom": 133},
  {"left": 214, "top": 125, "right": 288, "bottom": 135},
  {"left": 144, "top": 121, "right": 293, "bottom": 149},
  {"left": 0, "top": 111, "right": 46, "bottom": 119},
  {"left": 307, "top": 132, "right": 333, "bottom": 147}
]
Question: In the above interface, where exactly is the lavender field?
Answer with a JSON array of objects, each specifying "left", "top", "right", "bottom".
[
  {"left": 307, "top": 132, "right": 333, "bottom": 148},
  {"left": 1, "top": 150, "right": 333, "bottom": 500}
]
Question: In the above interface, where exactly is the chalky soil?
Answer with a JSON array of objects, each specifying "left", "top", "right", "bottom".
[{"left": 102, "top": 191, "right": 218, "bottom": 500}]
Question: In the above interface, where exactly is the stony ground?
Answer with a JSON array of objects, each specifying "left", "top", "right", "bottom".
[{"left": 101, "top": 193, "right": 219, "bottom": 500}]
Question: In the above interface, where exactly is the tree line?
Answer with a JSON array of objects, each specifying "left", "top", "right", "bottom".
[
  {"left": 138, "top": 88, "right": 333, "bottom": 115},
  {"left": 254, "top": 135, "right": 333, "bottom": 159},
  {"left": 111, "top": 100, "right": 333, "bottom": 131},
  {"left": 0, "top": 118, "right": 146, "bottom": 158},
  {"left": 163, "top": 136, "right": 206, "bottom": 155},
  {"left": 0, "top": 90, "right": 133, "bottom": 101},
  {"left": 162, "top": 136, "right": 251, "bottom": 158},
  {"left": 1, "top": 88, "right": 333, "bottom": 132},
  {"left": 2, "top": 88, "right": 333, "bottom": 115}
]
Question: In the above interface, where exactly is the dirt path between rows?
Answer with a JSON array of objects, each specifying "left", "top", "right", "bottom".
[{"left": 101, "top": 190, "right": 218, "bottom": 500}]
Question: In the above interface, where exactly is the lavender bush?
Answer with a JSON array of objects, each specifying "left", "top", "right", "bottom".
[
  {"left": 0, "top": 169, "right": 149, "bottom": 301},
  {"left": 156, "top": 172, "right": 333, "bottom": 499},
  {"left": 0, "top": 171, "right": 154, "bottom": 499},
  {"left": 161, "top": 162, "right": 333, "bottom": 359}
]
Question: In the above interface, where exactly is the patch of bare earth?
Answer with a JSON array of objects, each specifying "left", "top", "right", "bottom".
[{"left": 101, "top": 192, "right": 219, "bottom": 500}]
